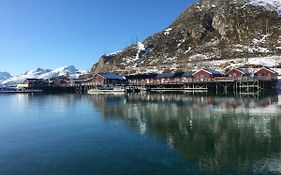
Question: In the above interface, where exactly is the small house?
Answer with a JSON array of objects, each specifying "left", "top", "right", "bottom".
[
  {"left": 225, "top": 68, "right": 251, "bottom": 78},
  {"left": 192, "top": 69, "right": 223, "bottom": 82},
  {"left": 126, "top": 73, "right": 158, "bottom": 85},
  {"left": 89, "top": 73, "right": 126, "bottom": 86},
  {"left": 22, "top": 78, "right": 49, "bottom": 88},
  {"left": 254, "top": 67, "right": 278, "bottom": 79},
  {"left": 155, "top": 72, "right": 184, "bottom": 84}
]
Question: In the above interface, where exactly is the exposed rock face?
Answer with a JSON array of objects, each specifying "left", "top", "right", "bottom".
[{"left": 92, "top": 0, "right": 281, "bottom": 74}]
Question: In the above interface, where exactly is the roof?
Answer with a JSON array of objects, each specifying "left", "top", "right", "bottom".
[
  {"left": 226, "top": 68, "right": 252, "bottom": 75},
  {"left": 71, "top": 79, "right": 86, "bottom": 83},
  {"left": 156, "top": 72, "right": 184, "bottom": 79},
  {"left": 25, "top": 78, "right": 49, "bottom": 83},
  {"left": 193, "top": 69, "right": 223, "bottom": 75},
  {"left": 98, "top": 73, "right": 126, "bottom": 80},
  {"left": 182, "top": 71, "right": 194, "bottom": 77},
  {"left": 236, "top": 68, "right": 251, "bottom": 74},
  {"left": 156, "top": 73, "right": 176, "bottom": 79},
  {"left": 256, "top": 67, "right": 279, "bottom": 74},
  {"left": 205, "top": 69, "right": 223, "bottom": 75},
  {"left": 126, "top": 73, "right": 158, "bottom": 80}
]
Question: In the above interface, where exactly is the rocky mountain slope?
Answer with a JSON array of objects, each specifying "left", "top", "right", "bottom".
[
  {"left": 1, "top": 66, "right": 83, "bottom": 86},
  {"left": 91, "top": 0, "right": 281, "bottom": 74}
]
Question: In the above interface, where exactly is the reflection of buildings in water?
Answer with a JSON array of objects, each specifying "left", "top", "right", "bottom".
[
  {"left": 253, "top": 153, "right": 281, "bottom": 174},
  {"left": 88, "top": 94, "right": 281, "bottom": 173}
]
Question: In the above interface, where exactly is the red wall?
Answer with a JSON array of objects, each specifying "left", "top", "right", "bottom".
[
  {"left": 226, "top": 69, "right": 244, "bottom": 78},
  {"left": 255, "top": 68, "right": 278, "bottom": 78},
  {"left": 193, "top": 70, "right": 213, "bottom": 81},
  {"left": 90, "top": 75, "right": 105, "bottom": 85}
]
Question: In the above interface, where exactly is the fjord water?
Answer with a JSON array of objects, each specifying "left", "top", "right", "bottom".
[{"left": 0, "top": 94, "right": 281, "bottom": 175}]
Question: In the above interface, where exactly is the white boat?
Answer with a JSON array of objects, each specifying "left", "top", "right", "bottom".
[{"left": 88, "top": 88, "right": 125, "bottom": 95}]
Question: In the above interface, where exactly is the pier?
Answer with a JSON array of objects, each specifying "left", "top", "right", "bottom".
[
  {"left": 54, "top": 77, "right": 277, "bottom": 95},
  {"left": 21, "top": 67, "right": 278, "bottom": 95},
  {"left": 125, "top": 77, "right": 277, "bottom": 95}
]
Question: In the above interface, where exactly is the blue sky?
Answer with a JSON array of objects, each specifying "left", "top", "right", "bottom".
[{"left": 0, "top": 0, "right": 197, "bottom": 75}]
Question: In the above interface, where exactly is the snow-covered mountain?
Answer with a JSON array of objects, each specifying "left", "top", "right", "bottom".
[
  {"left": 0, "top": 72, "right": 12, "bottom": 85},
  {"left": 0, "top": 65, "right": 83, "bottom": 86},
  {"left": 0, "top": 72, "right": 12, "bottom": 80}
]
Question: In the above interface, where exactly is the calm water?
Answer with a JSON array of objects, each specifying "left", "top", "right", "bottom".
[{"left": 0, "top": 93, "right": 281, "bottom": 175}]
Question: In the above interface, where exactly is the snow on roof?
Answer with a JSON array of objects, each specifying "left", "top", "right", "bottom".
[
  {"left": 236, "top": 68, "right": 252, "bottom": 74},
  {"left": 256, "top": 67, "right": 279, "bottom": 74},
  {"left": 205, "top": 69, "right": 223, "bottom": 75},
  {"left": 99, "top": 73, "right": 126, "bottom": 80}
]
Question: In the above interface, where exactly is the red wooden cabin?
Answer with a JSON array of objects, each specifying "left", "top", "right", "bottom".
[
  {"left": 88, "top": 73, "right": 126, "bottom": 86},
  {"left": 225, "top": 68, "right": 251, "bottom": 78},
  {"left": 254, "top": 67, "right": 278, "bottom": 79},
  {"left": 192, "top": 69, "right": 223, "bottom": 82}
]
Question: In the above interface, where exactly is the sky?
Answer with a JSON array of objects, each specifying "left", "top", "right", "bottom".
[{"left": 0, "top": 0, "right": 197, "bottom": 75}]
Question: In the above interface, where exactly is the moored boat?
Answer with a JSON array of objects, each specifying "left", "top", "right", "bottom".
[
  {"left": 0, "top": 89, "right": 43, "bottom": 94},
  {"left": 88, "top": 87, "right": 125, "bottom": 95}
]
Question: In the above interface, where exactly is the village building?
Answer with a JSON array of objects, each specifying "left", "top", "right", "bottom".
[
  {"left": 126, "top": 73, "right": 158, "bottom": 85},
  {"left": 225, "top": 68, "right": 251, "bottom": 78},
  {"left": 254, "top": 67, "right": 278, "bottom": 79},
  {"left": 155, "top": 72, "right": 184, "bottom": 84},
  {"left": 192, "top": 69, "right": 223, "bottom": 82},
  {"left": 88, "top": 73, "right": 126, "bottom": 86},
  {"left": 21, "top": 78, "right": 50, "bottom": 89}
]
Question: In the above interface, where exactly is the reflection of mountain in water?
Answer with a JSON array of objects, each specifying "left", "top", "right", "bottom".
[{"left": 87, "top": 94, "right": 281, "bottom": 174}]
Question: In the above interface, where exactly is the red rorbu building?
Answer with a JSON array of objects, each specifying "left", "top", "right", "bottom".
[
  {"left": 225, "top": 68, "right": 251, "bottom": 78},
  {"left": 88, "top": 73, "right": 126, "bottom": 86},
  {"left": 192, "top": 69, "right": 223, "bottom": 82},
  {"left": 254, "top": 67, "right": 278, "bottom": 79}
]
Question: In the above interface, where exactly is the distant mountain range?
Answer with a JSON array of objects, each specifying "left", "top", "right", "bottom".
[
  {"left": 91, "top": 0, "right": 281, "bottom": 74},
  {"left": 0, "top": 65, "right": 84, "bottom": 87},
  {"left": 0, "top": 72, "right": 12, "bottom": 84}
]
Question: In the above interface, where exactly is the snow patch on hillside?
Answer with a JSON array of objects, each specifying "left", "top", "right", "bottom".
[
  {"left": 164, "top": 28, "right": 172, "bottom": 35},
  {"left": 249, "top": 0, "right": 281, "bottom": 15},
  {"left": 247, "top": 57, "right": 280, "bottom": 67},
  {"left": 105, "top": 51, "right": 122, "bottom": 57}
]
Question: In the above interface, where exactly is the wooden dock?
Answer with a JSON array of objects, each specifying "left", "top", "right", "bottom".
[
  {"left": 125, "top": 77, "right": 277, "bottom": 95},
  {"left": 30, "top": 77, "right": 277, "bottom": 95}
]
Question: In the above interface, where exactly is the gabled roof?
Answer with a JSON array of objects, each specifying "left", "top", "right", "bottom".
[
  {"left": 193, "top": 69, "right": 222, "bottom": 75},
  {"left": 98, "top": 73, "right": 126, "bottom": 80},
  {"left": 226, "top": 68, "right": 251, "bottom": 75},
  {"left": 236, "top": 68, "right": 251, "bottom": 75},
  {"left": 206, "top": 69, "right": 223, "bottom": 75},
  {"left": 255, "top": 67, "right": 279, "bottom": 74}
]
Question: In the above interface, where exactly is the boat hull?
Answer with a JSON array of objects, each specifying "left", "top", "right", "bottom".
[{"left": 88, "top": 88, "right": 125, "bottom": 95}]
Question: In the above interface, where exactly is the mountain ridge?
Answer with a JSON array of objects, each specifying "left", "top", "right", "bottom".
[
  {"left": 0, "top": 65, "right": 83, "bottom": 86},
  {"left": 91, "top": 0, "right": 281, "bottom": 74}
]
